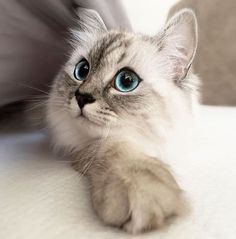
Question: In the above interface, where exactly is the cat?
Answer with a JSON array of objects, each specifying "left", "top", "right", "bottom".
[{"left": 47, "top": 8, "right": 199, "bottom": 234}]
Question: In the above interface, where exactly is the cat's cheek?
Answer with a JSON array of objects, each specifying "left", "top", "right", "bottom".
[{"left": 69, "top": 97, "right": 81, "bottom": 117}]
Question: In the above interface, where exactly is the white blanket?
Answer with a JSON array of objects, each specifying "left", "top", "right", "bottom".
[{"left": 0, "top": 106, "right": 236, "bottom": 239}]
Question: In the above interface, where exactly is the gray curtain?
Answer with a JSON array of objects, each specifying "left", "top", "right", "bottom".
[{"left": 0, "top": 0, "right": 131, "bottom": 107}]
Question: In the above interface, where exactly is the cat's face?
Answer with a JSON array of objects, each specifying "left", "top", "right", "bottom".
[
  {"left": 47, "top": 9, "right": 199, "bottom": 147},
  {"left": 53, "top": 32, "right": 169, "bottom": 127}
]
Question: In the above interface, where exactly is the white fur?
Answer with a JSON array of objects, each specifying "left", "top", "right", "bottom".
[{"left": 47, "top": 9, "right": 199, "bottom": 233}]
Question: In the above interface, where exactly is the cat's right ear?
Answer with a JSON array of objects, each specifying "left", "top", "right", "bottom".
[
  {"left": 154, "top": 9, "right": 198, "bottom": 86},
  {"left": 74, "top": 7, "right": 107, "bottom": 34}
]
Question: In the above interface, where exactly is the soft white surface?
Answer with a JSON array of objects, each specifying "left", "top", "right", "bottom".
[{"left": 0, "top": 106, "right": 236, "bottom": 239}]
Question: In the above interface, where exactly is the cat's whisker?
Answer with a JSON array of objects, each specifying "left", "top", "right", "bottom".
[
  {"left": 15, "top": 82, "right": 50, "bottom": 96},
  {"left": 25, "top": 99, "right": 68, "bottom": 112},
  {"left": 25, "top": 103, "right": 46, "bottom": 112}
]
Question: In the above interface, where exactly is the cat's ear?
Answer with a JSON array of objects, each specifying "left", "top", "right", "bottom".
[
  {"left": 74, "top": 7, "right": 107, "bottom": 33},
  {"left": 156, "top": 9, "right": 198, "bottom": 85}
]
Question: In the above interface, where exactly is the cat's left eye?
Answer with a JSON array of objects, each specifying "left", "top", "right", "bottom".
[
  {"left": 74, "top": 59, "right": 90, "bottom": 81},
  {"left": 114, "top": 69, "right": 140, "bottom": 92}
]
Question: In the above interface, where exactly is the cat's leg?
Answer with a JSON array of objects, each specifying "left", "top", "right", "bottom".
[{"left": 73, "top": 141, "right": 188, "bottom": 234}]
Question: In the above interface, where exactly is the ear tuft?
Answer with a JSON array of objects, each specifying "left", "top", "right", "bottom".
[
  {"left": 74, "top": 7, "right": 107, "bottom": 33},
  {"left": 156, "top": 9, "right": 198, "bottom": 85},
  {"left": 70, "top": 7, "right": 107, "bottom": 49}
]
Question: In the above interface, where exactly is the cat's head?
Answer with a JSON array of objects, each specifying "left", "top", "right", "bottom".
[{"left": 47, "top": 8, "right": 199, "bottom": 148}]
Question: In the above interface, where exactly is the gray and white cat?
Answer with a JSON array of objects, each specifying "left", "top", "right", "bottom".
[{"left": 47, "top": 8, "right": 199, "bottom": 234}]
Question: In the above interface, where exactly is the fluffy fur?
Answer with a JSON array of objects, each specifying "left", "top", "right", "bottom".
[{"left": 47, "top": 8, "right": 199, "bottom": 234}]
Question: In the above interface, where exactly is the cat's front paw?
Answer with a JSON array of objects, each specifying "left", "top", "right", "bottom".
[{"left": 90, "top": 159, "right": 188, "bottom": 234}]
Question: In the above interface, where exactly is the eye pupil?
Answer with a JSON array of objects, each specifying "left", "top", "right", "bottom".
[
  {"left": 121, "top": 74, "right": 133, "bottom": 87},
  {"left": 74, "top": 59, "right": 90, "bottom": 81},
  {"left": 114, "top": 70, "right": 140, "bottom": 92},
  {"left": 79, "top": 64, "right": 89, "bottom": 78}
]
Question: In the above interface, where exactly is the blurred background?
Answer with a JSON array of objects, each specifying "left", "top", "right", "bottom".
[
  {"left": 122, "top": 0, "right": 177, "bottom": 33},
  {"left": 123, "top": 0, "right": 236, "bottom": 106},
  {"left": 0, "top": 0, "right": 235, "bottom": 115}
]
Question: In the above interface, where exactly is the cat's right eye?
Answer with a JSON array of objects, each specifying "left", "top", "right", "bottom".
[
  {"left": 113, "top": 69, "right": 140, "bottom": 93},
  {"left": 74, "top": 59, "right": 90, "bottom": 81}
]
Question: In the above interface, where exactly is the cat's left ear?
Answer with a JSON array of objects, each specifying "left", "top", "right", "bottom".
[
  {"left": 74, "top": 7, "right": 107, "bottom": 33},
  {"left": 156, "top": 9, "right": 198, "bottom": 84}
]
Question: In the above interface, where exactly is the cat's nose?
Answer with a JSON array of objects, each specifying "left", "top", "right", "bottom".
[{"left": 75, "top": 90, "right": 95, "bottom": 109}]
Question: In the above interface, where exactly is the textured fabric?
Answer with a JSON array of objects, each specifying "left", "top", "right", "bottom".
[
  {"left": 169, "top": 0, "right": 236, "bottom": 106},
  {"left": 0, "top": 0, "right": 130, "bottom": 107},
  {"left": 0, "top": 106, "right": 236, "bottom": 239}
]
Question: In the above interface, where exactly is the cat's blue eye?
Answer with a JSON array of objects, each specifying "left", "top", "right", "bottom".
[
  {"left": 114, "top": 70, "right": 140, "bottom": 92},
  {"left": 74, "top": 59, "right": 90, "bottom": 81}
]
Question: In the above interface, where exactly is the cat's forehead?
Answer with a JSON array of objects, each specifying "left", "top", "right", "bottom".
[
  {"left": 88, "top": 32, "right": 132, "bottom": 72},
  {"left": 66, "top": 31, "right": 159, "bottom": 85},
  {"left": 67, "top": 31, "right": 135, "bottom": 80},
  {"left": 87, "top": 32, "right": 158, "bottom": 80}
]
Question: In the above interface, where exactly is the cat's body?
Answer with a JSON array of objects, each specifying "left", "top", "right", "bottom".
[{"left": 47, "top": 8, "right": 199, "bottom": 234}]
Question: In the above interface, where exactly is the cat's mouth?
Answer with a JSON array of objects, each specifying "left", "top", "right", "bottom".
[
  {"left": 78, "top": 110, "right": 101, "bottom": 126},
  {"left": 80, "top": 110, "right": 85, "bottom": 117},
  {"left": 78, "top": 110, "right": 89, "bottom": 120},
  {"left": 69, "top": 102, "right": 99, "bottom": 125}
]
